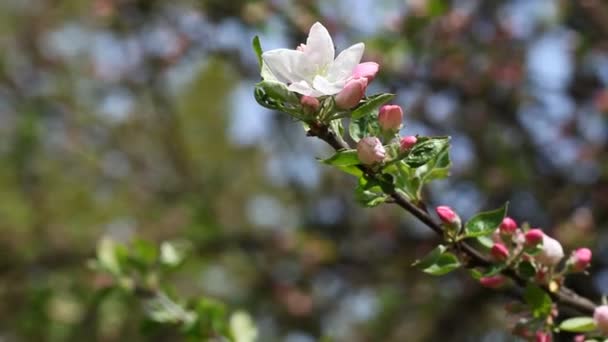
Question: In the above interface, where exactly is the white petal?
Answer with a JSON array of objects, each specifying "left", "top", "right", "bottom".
[
  {"left": 326, "top": 43, "right": 365, "bottom": 82},
  {"left": 312, "top": 75, "right": 345, "bottom": 95},
  {"left": 288, "top": 81, "right": 323, "bottom": 97},
  {"left": 304, "top": 22, "right": 335, "bottom": 69},
  {"left": 262, "top": 49, "right": 306, "bottom": 84}
]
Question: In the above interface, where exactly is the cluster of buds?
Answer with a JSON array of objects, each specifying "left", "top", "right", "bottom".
[{"left": 354, "top": 102, "right": 415, "bottom": 165}]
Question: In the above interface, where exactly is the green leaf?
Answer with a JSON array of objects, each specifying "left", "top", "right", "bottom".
[
  {"left": 321, "top": 150, "right": 359, "bottom": 167},
  {"left": 559, "top": 317, "right": 597, "bottom": 333},
  {"left": 517, "top": 261, "right": 536, "bottom": 279},
  {"left": 413, "top": 245, "right": 461, "bottom": 276},
  {"left": 253, "top": 81, "right": 303, "bottom": 118},
  {"left": 417, "top": 148, "right": 451, "bottom": 182},
  {"left": 405, "top": 137, "right": 449, "bottom": 168},
  {"left": 252, "top": 36, "right": 263, "bottom": 69},
  {"left": 355, "top": 177, "right": 389, "bottom": 207},
  {"left": 351, "top": 93, "right": 395, "bottom": 120},
  {"left": 348, "top": 112, "right": 380, "bottom": 143},
  {"left": 524, "top": 284, "right": 553, "bottom": 318},
  {"left": 463, "top": 203, "right": 508, "bottom": 238}
]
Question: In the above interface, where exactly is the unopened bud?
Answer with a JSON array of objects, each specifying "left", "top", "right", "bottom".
[
  {"left": 595, "top": 305, "right": 608, "bottom": 335},
  {"left": 335, "top": 78, "right": 367, "bottom": 109},
  {"left": 536, "top": 234, "right": 564, "bottom": 266},
  {"left": 356, "top": 137, "right": 386, "bottom": 165},
  {"left": 499, "top": 217, "right": 518, "bottom": 234},
  {"left": 300, "top": 96, "right": 320, "bottom": 113},
  {"left": 524, "top": 229, "right": 544, "bottom": 246},
  {"left": 491, "top": 243, "right": 510, "bottom": 261},
  {"left": 435, "top": 206, "right": 461, "bottom": 227},
  {"left": 352, "top": 62, "right": 380, "bottom": 82},
  {"left": 480, "top": 275, "right": 506, "bottom": 288},
  {"left": 399, "top": 135, "right": 417, "bottom": 152},
  {"left": 570, "top": 248, "right": 592, "bottom": 272},
  {"left": 535, "top": 331, "right": 551, "bottom": 342},
  {"left": 378, "top": 105, "right": 403, "bottom": 131}
]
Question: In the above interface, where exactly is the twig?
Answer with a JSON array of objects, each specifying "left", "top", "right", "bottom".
[{"left": 308, "top": 123, "right": 597, "bottom": 315}]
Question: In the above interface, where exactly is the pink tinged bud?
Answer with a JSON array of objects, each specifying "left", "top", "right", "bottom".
[
  {"left": 571, "top": 248, "right": 592, "bottom": 272},
  {"left": 435, "top": 206, "right": 460, "bottom": 225},
  {"left": 296, "top": 43, "right": 306, "bottom": 52},
  {"left": 535, "top": 331, "right": 551, "bottom": 342},
  {"left": 480, "top": 275, "right": 506, "bottom": 288},
  {"left": 500, "top": 217, "right": 518, "bottom": 234},
  {"left": 595, "top": 305, "right": 608, "bottom": 335},
  {"left": 352, "top": 62, "right": 380, "bottom": 82},
  {"left": 573, "top": 335, "right": 585, "bottom": 342},
  {"left": 536, "top": 234, "right": 564, "bottom": 266},
  {"left": 300, "top": 95, "right": 320, "bottom": 112},
  {"left": 525, "top": 229, "right": 544, "bottom": 246},
  {"left": 378, "top": 105, "right": 403, "bottom": 131},
  {"left": 335, "top": 78, "right": 367, "bottom": 109},
  {"left": 356, "top": 137, "right": 386, "bottom": 165},
  {"left": 399, "top": 135, "right": 417, "bottom": 152},
  {"left": 491, "top": 243, "right": 510, "bottom": 261}
]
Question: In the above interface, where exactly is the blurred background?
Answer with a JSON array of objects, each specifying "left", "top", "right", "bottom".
[{"left": 1, "top": 0, "right": 607, "bottom": 341}]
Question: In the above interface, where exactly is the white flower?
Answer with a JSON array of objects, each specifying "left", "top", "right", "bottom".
[
  {"left": 536, "top": 234, "right": 564, "bottom": 266},
  {"left": 261, "top": 22, "right": 364, "bottom": 97}
]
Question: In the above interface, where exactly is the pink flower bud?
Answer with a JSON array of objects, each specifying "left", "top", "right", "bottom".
[
  {"left": 500, "top": 217, "right": 518, "bottom": 234},
  {"left": 525, "top": 229, "right": 544, "bottom": 246},
  {"left": 300, "top": 96, "right": 320, "bottom": 113},
  {"left": 378, "top": 105, "right": 403, "bottom": 131},
  {"left": 595, "top": 305, "right": 608, "bottom": 335},
  {"left": 435, "top": 206, "right": 460, "bottom": 225},
  {"left": 399, "top": 135, "right": 417, "bottom": 151},
  {"left": 480, "top": 275, "right": 506, "bottom": 288},
  {"left": 491, "top": 243, "right": 510, "bottom": 261},
  {"left": 574, "top": 335, "right": 585, "bottom": 342},
  {"left": 570, "top": 248, "right": 592, "bottom": 272},
  {"left": 335, "top": 78, "right": 367, "bottom": 109},
  {"left": 535, "top": 331, "right": 551, "bottom": 342},
  {"left": 352, "top": 62, "right": 380, "bottom": 82},
  {"left": 296, "top": 43, "right": 306, "bottom": 52},
  {"left": 536, "top": 234, "right": 564, "bottom": 266},
  {"left": 356, "top": 137, "right": 386, "bottom": 165}
]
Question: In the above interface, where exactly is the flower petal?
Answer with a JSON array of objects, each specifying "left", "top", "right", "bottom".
[
  {"left": 312, "top": 75, "right": 345, "bottom": 95},
  {"left": 326, "top": 43, "right": 365, "bottom": 82},
  {"left": 288, "top": 81, "right": 323, "bottom": 97},
  {"left": 304, "top": 22, "right": 335, "bottom": 69},
  {"left": 262, "top": 49, "right": 306, "bottom": 84}
]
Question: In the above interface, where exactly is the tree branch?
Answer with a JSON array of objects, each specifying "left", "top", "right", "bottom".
[{"left": 308, "top": 122, "right": 597, "bottom": 316}]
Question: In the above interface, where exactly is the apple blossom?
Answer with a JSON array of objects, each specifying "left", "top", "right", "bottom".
[
  {"left": 480, "top": 275, "right": 506, "bottom": 288},
  {"left": 352, "top": 62, "right": 379, "bottom": 82},
  {"left": 262, "top": 22, "right": 365, "bottom": 97},
  {"left": 399, "top": 135, "right": 417, "bottom": 151},
  {"left": 378, "top": 105, "right": 403, "bottom": 131},
  {"left": 335, "top": 78, "right": 367, "bottom": 109},
  {"left": 435, "top": 206, "right": 461, "bottom": 228},
  {"left": 594, "top": 305, "right": 608, "bottom": 335},
  {"left": 570, "top": 248, "right": 592, "bottom": 272},
  {"left": 300, "top": 95, "right": 320, "bottom": 113},
  {"left": 356, "top": 137, "right": 386, "bottom": 165},
  {"left": 491, "top": 243, "right": 509, "bottom": 261},
  {"left": 536, "top": 234, "right": 564, "bottom": 266},
  {"left": 524, "top": 229, "right": 544, "bottom": 246},
  {"left": 499, "top": 217, "right": 517, "bottom": 234}
]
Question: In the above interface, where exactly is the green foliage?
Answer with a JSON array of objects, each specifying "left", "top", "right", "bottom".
[
  {"left": 523, "top": 284, "right": 553, "bottom": 319},
  {"left": 253, "top": 81, "right": 304, "bottom": 119},
  {"left": 413, "top": 245, "right": 461, "bottom": 276},
  {"left": 252, "top": 36, "right": 263, "bottom": 69},
  {"left": 349, "top": 110, "right": 381, "bottom": 142},
  {"left": 558, "top": 317, "right": 597, "bottom": 333},
  {"left": 355, "top": 177, "right": 389, "bottom": 207},
  {"left": 463, "top": 203, "right": 508, "bottom": 238},
  {"left": 91, "top": 238, "right": 252, "bottom": 341},
  {"left": 404, "top": 137, "right": 449, "bottom": 168},
  {"left": 517, "top": 261, "right": 536, "bottom": 279},
  {"left": 351, "top": 93, "right": 395, "bottom": 120}
]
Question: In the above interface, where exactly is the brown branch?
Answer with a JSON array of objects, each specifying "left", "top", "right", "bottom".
[{"left": 308, "top": 122, "right": 597, "bottom": 316}]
